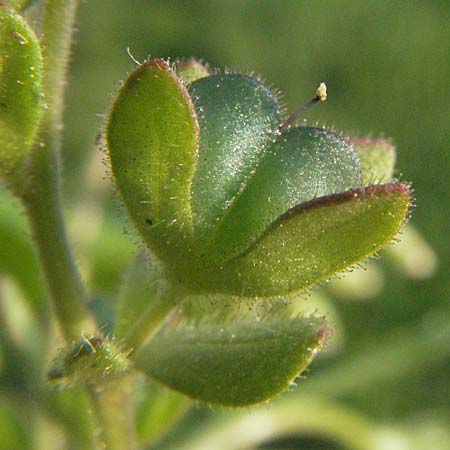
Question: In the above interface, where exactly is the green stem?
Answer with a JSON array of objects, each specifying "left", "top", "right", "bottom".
[
  {"left": 20, "top": 0, "right": 95, "bottom": 340},
  {"left": 124, "top": 288, "right": 178, "bottom": 351},
  {"left": 88, "top": 377, "right": 137, "bottom": 450}
]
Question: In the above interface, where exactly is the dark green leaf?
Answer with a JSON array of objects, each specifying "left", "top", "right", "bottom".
[
  {"left": 209, "top": 127, "right": 362, "bottom": 260},
  {"left": 189, "top": 74, "right": 280, "bottom": 237}
]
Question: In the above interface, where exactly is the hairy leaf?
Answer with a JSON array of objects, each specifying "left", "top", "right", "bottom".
[
  {"left": 189, "top": 74, "right": 280, "bottom": 237},
  {"left": 349, "top": 137, "right": 396, "bottom": 184},
  {"left": 210, "top": 127, "right": 362, "bottom": 260},
  {"left": 135, "top": 315, "right": 331, "bottom": 406},
  {"left": 0, "top": 8, "right": 43, "bottom": 188},
  {"left": 202, "top": 183, "right": 410, "bottom": 297},
  {"left": 106, "top": 59, "right": 199, "bottom": 264},
  {"left": 174, "top": 59, "right": 210, "bottom": 84}
]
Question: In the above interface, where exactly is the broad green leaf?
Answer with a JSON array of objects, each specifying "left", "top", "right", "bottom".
[
  {"left": 135, "top": 314, "right": 331, "bottom": 406},
  {"left": 209, "top": 127, "right": 362, "bottom": 260},
  {"left": 349, "top": 137, "right": 396, "bottom": 185},
  {"left": 106, "top": 59, "right": 199, "bottom": 263},
  {"left": 200, "top": 182, "right": 410, "bottom": 297},
  {"left": 189, "top": 74, "right": 280, "bottom": 236},
  {"left": 0, "top": 8, "right": 43, "bottom": 188}
]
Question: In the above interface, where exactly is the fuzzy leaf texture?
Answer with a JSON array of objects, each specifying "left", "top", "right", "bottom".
[
  {"left": 0, "top": 8, "right": 43, "bottom": 189},
  {"left": 106, "top": 59, "right": 410, "bottom": 297},
  {"left": 135, "top": 314, "right": 331, "bottom": 406},
  {"left": 106, "top": 59, "right": 198, "bottom": 266},
  {"left": 349, "top": 136, "right": 396, "bottom": 184}
]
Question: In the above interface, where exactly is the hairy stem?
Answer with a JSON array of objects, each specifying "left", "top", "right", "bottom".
[
  {"left": 20, "top": 0, "right": 95, "bottom": 339},
  {"left": 88, "top": 377, "right": 137, "bottom": 450}
]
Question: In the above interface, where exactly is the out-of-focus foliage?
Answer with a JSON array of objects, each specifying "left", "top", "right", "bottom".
[{"left": 0, "top": 0, "right": 448, "bottom": 448}]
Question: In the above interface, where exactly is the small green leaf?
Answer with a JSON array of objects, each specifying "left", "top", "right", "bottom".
[
  {"left": 106, "top": 59, "right": 199, "bottom": 264},
  {"left": 210, "top": 127, "right": 362, "bottom": 260},
  {"left": 349, "top": 137, "right": 396, "bottom": 184},
  {"left": 204, "top": 182, "right": 410, "bottom": 297},
  {"left": 0, "top": 8, "right": 43, "bottom": 188},
  {"left": 174, "top": 58, "right": 210, "bottom": 84},
  {"left": 135, "top": 314, "right": 331, "bottom": 406},
  {"left": 189, "top": 74, "right": 280, "bottom": 237}
]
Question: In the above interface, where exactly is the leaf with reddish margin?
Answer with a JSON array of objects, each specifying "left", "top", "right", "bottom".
[{"left": 197, "top": 183, "right": 410, "bottom": 297}]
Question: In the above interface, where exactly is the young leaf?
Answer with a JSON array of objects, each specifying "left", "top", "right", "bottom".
[
  {"left": 135, "top": 314, "right": 331, "bottom": 406},
  {"left": 106, "top": 59, "right": 199, "bottom": 264},
  {"left": 203, "top": 183, "right": 410, "bottom": 297},
  {"left": 189, "top": 74, "right": 280, "bottom": 236},
  {"left": 0, "top": 8, "right": 43, "bottom": 189},
  {"left": 349, "top": 137, "right": 396, "bottom": 184},
  {"left": 174, "top": 58, "right": 210, "bottom": 84},
  {"left": 209, "top": 127, "right": 362, "bottom": 260}
]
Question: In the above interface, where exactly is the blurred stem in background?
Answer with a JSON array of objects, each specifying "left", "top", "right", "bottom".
[{"left": 19, "top": 0, "right": 96, "bottom": 339}]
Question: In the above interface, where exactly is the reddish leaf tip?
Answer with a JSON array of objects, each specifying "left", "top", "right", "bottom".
[
  {"left": 280, "top": 182, "right": 410, "bottom": 222},
  {"left": 347, "top": 136, "right": 395, "bottom": 151}
]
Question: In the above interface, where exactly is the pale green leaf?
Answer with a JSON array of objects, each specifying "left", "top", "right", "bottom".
[
  {"left": 134, "top": 379, "right": 191, "bottom": 445},
  {"left": 114, "top": 251, "right": 165, "bottom": 339},
  {"left": 0, "top": 8, "right": 43, "bottom": 188},
  {"left": 174, "top": 58, "right": 210, "bottom": 84},
  {"left": 135, "top": 314, "right": 331, "bottom": 406},
  {"left": 349, "top": 137, "right": 396, "bottom": 185}
]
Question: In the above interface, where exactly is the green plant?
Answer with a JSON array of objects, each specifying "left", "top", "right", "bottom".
[{"left": 0, "top": 2, "right": 422, "bottom": 449}]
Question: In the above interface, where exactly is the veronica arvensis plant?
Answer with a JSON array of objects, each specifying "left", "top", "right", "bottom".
[{"left": 102, "top": 59, "right": 410, "bottom": 405}]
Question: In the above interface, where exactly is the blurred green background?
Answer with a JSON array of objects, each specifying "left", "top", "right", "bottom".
[{"left": 1, "top": 0, "right": 449, "bottom": 449}]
